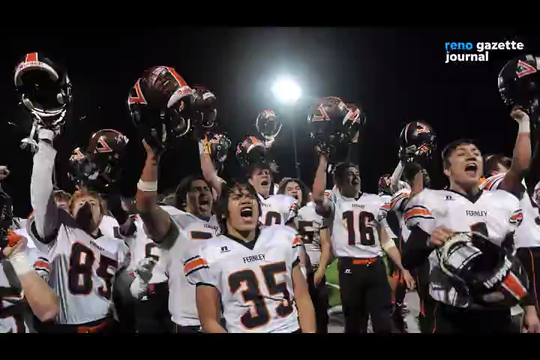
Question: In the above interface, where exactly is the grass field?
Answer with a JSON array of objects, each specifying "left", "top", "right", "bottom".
[{"left": 325, "top": 260, "right": 341, "bottom": 307}]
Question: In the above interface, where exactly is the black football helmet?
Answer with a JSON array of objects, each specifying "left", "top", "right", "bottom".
[
  {"left": 14, "top": 52, "right": 72, "bottom": 129},
  {"left": 308, "top": 97, "right": 364, "bottom": 163},
  {"left": 439, "top": 229, "right": 529, "bottom": 308},
  {"left": 0, "top": 190, "right": 13, "bottom": 249},
  {"left": 236, "top": 136, "right": 268, "bottom": 169},
  {"left": 203, "top": 132, "right": 231, "bottom": 165},
  {"left": 191, "top": 85, "right": 217, "bottom": 131},
  {"left": 256, "top": 110, "right": 282, "bottom": 147},
  {"left": 399, "top": 121, "right": 437, "bottom": 164},
  {"left": 128, "top": 66, "right": 193, "bottom": 152},
  {"left": 68, "top": 129, "right": 129, "bottom": 192},
  {"left": 498, "top": 54, "right": 540, "bottom": 115}
]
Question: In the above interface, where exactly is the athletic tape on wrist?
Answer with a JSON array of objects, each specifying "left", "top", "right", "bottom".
[
  {"left": 519, "top": 120, "right": 531, "bottom": 133},
  {"left": 9, "top": 252, "right": 33, "bottom": 276},
  {"left": 382, "top": 239, "right": 396, "bottom": 252},
  {"left": 137, "top": 179, "right": 158, "bottom": 192}
]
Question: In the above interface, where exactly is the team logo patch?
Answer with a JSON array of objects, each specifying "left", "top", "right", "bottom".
[{"left": 516, "top": 60, "right": 537, "bottom": 78}]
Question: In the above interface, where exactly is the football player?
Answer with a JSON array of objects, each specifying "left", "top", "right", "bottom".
[
  {"left": 480, "top": 109, "right": 540, "bottom": 318},
  {"left": 0, "top": 190, "right": 58, "bottom": 333},
  {"left": 185, "top": 180, "right": 316, "bottom": 333},
  {"left": 377, "top": 174, "right": 409, "bottom": 332},
  {"left": 135, "top": 140, "right": 220, "bottom": 333},
  {"left": 312, "top": 157, "right": 415, "bottom": 333},
  {"left": 27, "top": 127, "right": 131, "bottom": 333},
  {"left": 278, "top": 177, "right": 331, "bottom": 333},
  {"left": 402, "top": 133, "right": 540, "bottom": 333}
]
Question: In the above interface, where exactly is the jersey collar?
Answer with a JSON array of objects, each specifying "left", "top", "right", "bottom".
[
  {"left": 447, "top": 188, "right": 483, "bottom": 204},
  {"left": 224, "top": 227, "right": 261, "bottom": 250}
]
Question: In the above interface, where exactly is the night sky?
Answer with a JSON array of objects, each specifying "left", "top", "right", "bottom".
[{"left": 0, "top": 27, "right": 536, "bottom": 217}]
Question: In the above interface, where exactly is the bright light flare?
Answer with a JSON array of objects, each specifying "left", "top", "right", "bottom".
[{"left": 271, "top": 77, "right": 301, "bottom": 105}]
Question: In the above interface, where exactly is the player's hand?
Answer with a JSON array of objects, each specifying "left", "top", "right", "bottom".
[
  {"left": 402, "top": 269, "right": 416, "bottom": 290},
  {"left": 510, "top": 106, "right": 530, "bottom": 123},
  {"left": 142, "top": 138, "right": 165, "bottom": 161},
  {"left": 2, "top": 231, "right": 27, "bottom": 258},
  {"left": 428, "top": 227, "right": 454, "bottom": 248},
  {"left": 313, "top": 269, "right": 325, "bottom": 286},
  {"left": 0, "top": 166, "right": 10, "bottom": 181},
  {"left": 135, "top": 257, "right": 157, "bottom": 283},
  {"left": 522, "top": 306, "right": 540, "bottom": 333}
]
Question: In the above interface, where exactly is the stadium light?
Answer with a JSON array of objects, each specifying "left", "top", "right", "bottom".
[{"left": 271, "top": 77, "right": 302, "bottom": 105}]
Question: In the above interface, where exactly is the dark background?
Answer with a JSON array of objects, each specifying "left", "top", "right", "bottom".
[{"left": 0, "top": 27, "right": 535, "bottom": 217}]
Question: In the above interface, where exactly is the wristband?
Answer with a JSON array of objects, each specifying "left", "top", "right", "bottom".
[
  {"left": 9, "top": 252, "right": 34, "bottom": 276},
  {"left": 382, "top": 239, "right": 397, "bottom": 252},
  {"left": 519, "top": 120, "right": 531, "bottom": 133},
  {"left": 38, "top": 128, "right": 55, "bottom": 142},
  {"left": 137, "top": 179, "right": 158, "bottom": 192},
  {"left": 130, "top": 277, "right": 150, "bottom": 300}
]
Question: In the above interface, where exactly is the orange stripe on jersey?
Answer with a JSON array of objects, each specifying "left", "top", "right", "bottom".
[
  {"left": 482, "top": 173, "right": 505, "bottom": 190},
  {"left": 33, "top": 260, "right": 51, "bottom": 271},
  {"left": 183, "top": 257, "right": 208, "bottom": 274},
  {"left": 292, "top": 236, "right": 303, "bottom": 247},
  {"left": 502, "top": 272, "right": 527, "bottom": 300},
  {"left": 389, "top": 192, "right": 410, "bottom": 210},
  {"left": 403, "top": 207, "right": 433, "bottom": 222},
  {"left": 25, "top": 52, "right": 38, "bottom": 63}
]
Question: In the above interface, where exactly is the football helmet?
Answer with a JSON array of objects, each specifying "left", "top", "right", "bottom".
[
  {"left": 68, "top": 129, "right": 129, "bottom": 192},
  {"left": 191, "top": 85, "right": 217, "bottom": 130},
  {"left": 308, "top": 97, "right": 363, "bottom": 163},
  {"left": 128, "top": 66, "right": 193, "bottom": 151},
  {"left": 235, "top": 136, "right": 268, "bottom": 169},
  {"left": 256, "top": 110, "right": 282, "bottom": 147},
  {"left": 14, "top": 52, "right": 72, "bottom": 128},
  {"left": 399, "top": 121, "right": 437, "bottom": 164},
  {"left": 378, "top": 174, "right": 392, "bottom": 195},
  {"left": 439, "top": 231, "right": 529, "bottom": 308},
  {"left": 0, "top": 190, "right": 13, "bottom": 249},
  {"left": 203, "top": 132, "right": 231, "bottom": 165},
  {"left": 498, "top": 54, "right": 540, "bottom": 114}
]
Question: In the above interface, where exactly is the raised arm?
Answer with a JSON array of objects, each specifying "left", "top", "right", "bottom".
[
  {"left": 500, "top": 108, "right": 531, "bottom": 195},
  {"left": 390, "top": 161, "right": 405, "bottom": 194},
  {"left": 4, "top": 232, "right": 59, "bottom": 322},
  {"left": 136, "top": 141, "right": 178, "bottom": 245},
  {"left": 312, "top": 154, "right": 332, "bottom": 218},
  {"left": 30, "top": 129, "right": 60, "bottom": 242}
]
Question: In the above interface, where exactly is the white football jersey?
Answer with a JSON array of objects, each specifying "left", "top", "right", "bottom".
[
  {"left": 328, "top": 191, "right": 388, "bottom": 259},
  {"left": 295, "top": 202, "right": 325, "bottom": 266},
  {"left": 160, "top": 207, "right": 220, "bottom": 326},
  {"left": 480, "top": 173, "right": 540, "bottom": 249},
  {"left": 258, "top": 194, "right": 296, "bottom": 227},
  {"left": 122, "top": 215, "right": 168, "bottom": 285},
  {"left": 388, "top": 188, "right": 412, "bottom": 242},
  {"left": 99, "top": 215, "right": 121, "bottom": 240},
  {"left": 379, "top": 194, "right": 398, "bottom": 239},
  {"left": 185, "top": 225, "right": 302, "bottom": 333},
  {"left": 404, "top": 188, "right": 522, "bottom": 307},
  {"left": 0, "top": 248, "right": 50, "bottom": 333},
  {"left": 26, "top": 211, "right": 131, "bottom": 325}
]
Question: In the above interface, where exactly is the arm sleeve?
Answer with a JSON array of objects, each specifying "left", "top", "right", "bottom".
[
  {"left": 401, "top": 226, "right": 433, "bottom": 270},
  {"left": 117, "top": 243, "right": 132, "bottom": 270},
  {"left": 26, "top": 248, "right": 51, "bottom": 282},
  {"left": 403, "top": 191, "right": 436, "bottom": 235},
  {"left": 30, "top": 140, "right": 60, "bottom": 244},
  {"left": 390, "top": 161, "right": 405, "bottom": 194},
  {"left": 184, "top": 247, "right": 216, "bottom": 288},
  {"left": 389, "top": 189, "right": 411, "bottom": 213},
  {"left": 283, "top": 196, "right": 299, "bottom": 224}
]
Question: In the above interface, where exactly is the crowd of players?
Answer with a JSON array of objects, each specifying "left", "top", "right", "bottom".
[{"left": 2, "top": 51, "right": 540, "bottom": 333}]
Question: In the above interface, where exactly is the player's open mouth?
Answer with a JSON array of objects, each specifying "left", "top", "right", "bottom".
[
  {"left": 199, "top": 198, "right": 210, "bottom": 208},
  {"left": 240, "top": 206, "right": 254, "bottom": 223},
  {"left": 261, "top": 180, "right": 270, "bottom": 187},
  {"left": 465, "top": 163, "right": 478, "bottom": 176},
  {"left": 352, "top": 178, "right": 360, "bottom": 186}
]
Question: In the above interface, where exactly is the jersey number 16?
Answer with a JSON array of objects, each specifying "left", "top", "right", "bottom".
[{"left": 343, "top": 210, "right": 376, "bottom": 246}]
